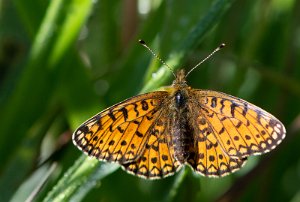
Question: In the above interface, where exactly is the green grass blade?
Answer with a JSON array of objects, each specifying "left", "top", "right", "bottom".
[
  {"left": 0, "top": 0, "right": 93, "bottom": 200},
  {"left": 43, "top": 156, "right": 119, "bottom": 202}
]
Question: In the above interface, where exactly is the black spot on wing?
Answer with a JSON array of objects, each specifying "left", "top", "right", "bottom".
[
  {"left": 211, "top": 97, "right": 217, "bottom": 108},
  {"left": 119, "top": 107, "right": 128, "bottom": 121},
  {"left": 108, "top": 110, "right": 116, "bottom": 121},
  {"left": 141, "top": 100, "right": 149, "bottom": 111}
]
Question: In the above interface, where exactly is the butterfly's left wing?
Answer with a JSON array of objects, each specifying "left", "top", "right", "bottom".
[
  {"left": 72, "top": 91, "right": 169, "bottom": 164},
  {"left": 122, "top": 114, "right": 182, "bottom": 179}
]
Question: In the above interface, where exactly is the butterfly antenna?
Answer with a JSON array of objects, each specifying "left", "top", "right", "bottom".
[
  {"left": 139, "top": 39, "right": 176, "bottom": 78},
  {"left": 186, "top": 43, "right": 226, "bottom": 77}
]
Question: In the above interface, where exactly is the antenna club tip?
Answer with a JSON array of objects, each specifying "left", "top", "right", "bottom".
[
  {"left": 139, "top": 39, "right": 146, "bottom": 45},
  {"left": 220, "top": 43, "right": 226, "bottom": 48}
]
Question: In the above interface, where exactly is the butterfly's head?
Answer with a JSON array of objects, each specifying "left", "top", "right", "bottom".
[{"left": 172, "top": 69, "right": 188, "bottom": 87}]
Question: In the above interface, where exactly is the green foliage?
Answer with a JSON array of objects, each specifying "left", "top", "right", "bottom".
[{"left": 0, "top": 0, "right": 299, "bottom": 201}]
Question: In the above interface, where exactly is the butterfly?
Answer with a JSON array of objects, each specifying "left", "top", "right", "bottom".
[{"left": 72, "top": 41, "right": 286, "bottom": 179}]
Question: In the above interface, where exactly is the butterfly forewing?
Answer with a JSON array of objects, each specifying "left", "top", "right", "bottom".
[{"left": 73, "top": 91, "right": 169, "bottom": 163}]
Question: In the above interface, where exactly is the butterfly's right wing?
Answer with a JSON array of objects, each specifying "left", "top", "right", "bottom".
[
  {"left": 187, "top": 89, "right": 285, "bottom": 177},
  {"left": 72, "top": 91, "right": 169, "bottom": 164},
  {"left": 194, "top": 90, "right": 285, "bottom": 158},
  {"left": 186, "top": 106, "right": 247, "bottom": 177}
]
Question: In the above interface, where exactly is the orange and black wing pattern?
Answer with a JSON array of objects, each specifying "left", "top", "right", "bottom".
[
  {"left": 73, "top": 91, "right": 181, "bottom": 179},
  {"left": 187, "top": 89, "right": 285, "bottom": 177},
  {"left": 122, "top": 114, "right": 182, "bottom": 179}
]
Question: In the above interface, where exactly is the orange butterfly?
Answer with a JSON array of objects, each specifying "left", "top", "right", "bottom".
[{"left": 73, "top": 41, "right": 286, "bottom": 179}]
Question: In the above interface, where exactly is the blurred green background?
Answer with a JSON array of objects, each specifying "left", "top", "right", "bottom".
[{"left": 0, "top": 0, "right": 299, "bottom": 201}]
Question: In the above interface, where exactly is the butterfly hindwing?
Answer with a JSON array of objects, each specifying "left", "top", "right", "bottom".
[
  {"left": 122, "top": 110, "right": 182, "bottom": 179},
  {"left": 186, "top": 102, "right": 247, "bottom": 177}
]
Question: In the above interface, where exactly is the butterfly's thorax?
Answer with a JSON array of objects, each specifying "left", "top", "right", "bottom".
[{"left": 169, "top": 70, "right": 195, "bottom": 163}]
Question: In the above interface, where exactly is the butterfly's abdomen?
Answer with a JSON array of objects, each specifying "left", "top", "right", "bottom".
[{"left": 172, "top": 90, "right": 194, "bottom": 163}]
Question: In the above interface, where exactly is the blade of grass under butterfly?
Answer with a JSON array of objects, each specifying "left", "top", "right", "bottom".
[{"left": 43, "top": 156, "right": 119, "bottom": 202}]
